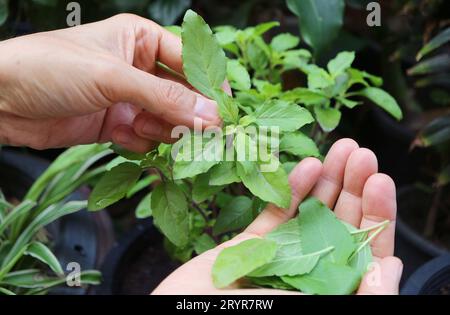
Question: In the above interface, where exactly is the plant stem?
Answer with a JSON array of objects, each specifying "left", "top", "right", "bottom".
[
  {"left": 424, "top": 186, "right": 442, "bottom": 238},
  {"left": 191, "top": 202, "right": 208, "bottom": 222}
]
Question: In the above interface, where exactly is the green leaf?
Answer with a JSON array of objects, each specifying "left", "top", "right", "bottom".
[
  {"left": 298, "top": 198, "right": 355, "bottom": 265},
  {"left": 237, "top": 161, "right": 291, "bottom": 209},
  {"left": 227, "top": 60, "right": 251, "bottom": 91},
  {"left": 287, "top": 0, "right": 345, "bottom": 56},
  {"left": 213, "top": 196, "right": 253, "bottom": 235},
  {"left": 212, "top": 238, "right": 277, "bottom": 288},
  {"left": 192, "top": 172, "right": 224, "bottom": 203},
  {"left": 0, "top": 287, "right": 15, "bottom": 295},
  {"left": 336, "top": 96, "right": 361, "bottom": 109},
  {"left": 212, "top": 89, "right": 239, "bottom": 124},
  {"left": 26, "top": 144, "right": 111, "bottom": 201},
  {"left": 173, "top": 133, "right": 223, "bottom": 179},
  {"left": 265, "top": 219, "right": 302, "bottom": 256},
  {"left": 307, "top": 66, "right": 335, "bottom": 89},
  {"left": 270, "top": 33, "right": 300, "bottom": 52},
  {"left": 247, "top": 39, "right": 270, "bottom": 72},
  {"left": 209, "top": 162, "right": 241, "bottom": 186},
  {"left": 327, "top": 51, "right": 355, "bottom": 77},
  {"left": 88, "top": 162, "right": 142, "bottom": 211},
  {"left": 182, "top": 10, "right": 227, "bottom": 98},
  {"left": 357, "top": 87, "right": 402, "bottom": 120},
  {"left": 135, "top": 192, "right": 152, "bottom": 219},
  {"left": 214, "top": 26, "right": 237, "bottom": 46},
  {"left": 148, "top": 0, "right": 190, "bottom": 26},
  {"left": 253, "top": 100, "right": 314, "bottom": 132},
  {"left": 348, "top": 244, "right": 372, "bottom": 276},
  {"left": 280, "top": 132, "right": 320, "bottom": 158},
  {"left": 24, "top": 242, "right": 63, "bottom": 275},
  {"left": 151, "top": 182, "right": 189, "bottom": 247},
  {"left": 110, "top": 144, "right": 146, "bottom": 160},
  {"left": 0, "top": 0, "right": 8, "bottom": 26},
  {"left": 254, "top": 21, "right": 280, "bottom": 36},
  {"left": 417, "top": 114, "right": 450, "bottom": 147},
  {"left": 247, "top": 276, "right": 295, "bottom": 290},
  {"left": 314, "top": 107, "right": 342, "bottom": 132},
  {"left": 281, "top": 88, "right": 328, "bottom": 105},
  {"left": 193, "top": 233, "right": 216, "bottom": 255},
  {"left": 0, "top": 200, "right": 36, "bottom": 237},
  {"left": 249, "top": 246, "right": 333, "bottom": 277},
  {"left": 282, "top": 261, "right": 361, "bottom": 295},
  {"left": 408, "top": 54, "right": 450, "bottom": 76},
  {"left": 126, "top": 175, "right": 159, "bottom": 199},
  {"left": 416, "top": 27, "right": 450, "bottom": 61}
]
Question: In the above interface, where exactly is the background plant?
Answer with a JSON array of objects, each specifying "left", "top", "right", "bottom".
[{"left": 0, "top": 144, "right": 110, "bottom": 295}]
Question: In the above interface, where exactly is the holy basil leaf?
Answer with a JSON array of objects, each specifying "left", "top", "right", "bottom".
[
  {"left": 247, "top": 276, "right": 295, "bottom": 290},
  {"left": 181, "top": 10, "right": 227, "bottom": 98},
  {"left": 212, "top": 238, "right": 277, "bottom": 288},
  {"left": 88, "top": 162, "right": 142, "bottom": 211},
  {"left": 265, "top": 219, "right": 302, "bottom": 256},
  {"left": 151, "top": 182, "right": 189, "bottom": 247},
  {"left": 213, "top": 196, "right": 253, "bottom": 235},
  {"left": 193, "top": 233, "right": 216, "bottom": 255},
  {"left": 314, "top": 106, "right": 342, "bottom": 132},
  {"left": 357, "top": 87, "right": 402, "bottom": 120},
  {"left": 135, "top": 192, "right": 152, "bottom": 219},
  {"left": 281, "top": 87, "right": 328, "bottom": 105},
  {"left": 348, "top": 243, "right": 372, "bottom": 276},
  {"left": 209, "top": 162, "right": 241, "bottom": 186},
  {"left": 270, "top": 33, "right": 300, "bottom": 52},
  {"left": 327, "top": 51, "right": 355, "bottom": 77},
  {"left": 298, "top": 197, "right": 355, "bottom": 265},
  {"left": 249, "top": 246, "right": 333, "bottom": 277},
  {"left": 282, "top": 260, "right": 361, "bottom": 295},
  {"left": 253, "top": 100, "right": 314, "bottom": 132},
  {"left": 307, "top": 66, "right": 335, "bottom": 89},
  {"left": 212, "top": 89, "right": 239, "bottom": 124},
  {"left": 236, "top": 161, "right": 291, "bottom": 209},
  {"left": 192, "top": 172, "right": 225, "bottom": 203},
  {"left": 227, "top": 60, "right": 251, "bottom": 91},
  {"left": 173, "top": 133, "right": 223, "bottom": 180},
  {"left": 280, "top": 132, "right": 320, "bottom": 158}
]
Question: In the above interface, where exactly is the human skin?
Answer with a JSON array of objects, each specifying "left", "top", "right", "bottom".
[
  {"left": 0, "top": 15, "right": 402, "bottom": 295},
  {"left": 153, "top": 139, "right": 403, "bottom": 295},
  {"left": 0, "top": 14, "right": 224, "bottom": 153}
]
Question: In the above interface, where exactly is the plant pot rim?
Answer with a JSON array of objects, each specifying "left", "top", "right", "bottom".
[
  {"left": 401, "top": 254, "right": 450, "bottom": 295},
  {"left": 396, "top": 185, "right": 448, "bottom": 258}
]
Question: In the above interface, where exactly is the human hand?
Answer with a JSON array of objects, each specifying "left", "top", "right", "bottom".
[
  {"left": 0, "top": 14, "right": 224, "bottom": 152},
  {"left": 152, "top": 139, "right": 403, "bottom": 295}
]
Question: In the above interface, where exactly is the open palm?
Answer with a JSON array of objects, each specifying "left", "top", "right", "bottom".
[{"left": 153, "top": 139, "right": 402, "bottom": 295}]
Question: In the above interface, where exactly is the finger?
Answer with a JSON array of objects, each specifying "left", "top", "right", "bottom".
[
  {"left": 333, "top": 148, "right": 378, "bottom": 227},
  {"left": 310, "top": 138, "right": 359, "bottom": 208},
  {"left": 107, "top": 64, "right": 221, "bottom": 129},
  {"left": 357, "top": 256, "right": 403, "bottom": 295},
  {"left": 112, "top": 124, "right": 157, "bottom": 153},
  {"left": 360, "top": 173, "right": 397, "bottom": 258},
  {"left": 155, "top": 65, "right": 192, "bottom": 89},
  {"left": 133, "top": 111, "right": 178, "bottom": 143},
  {"left": 154, "top": 23, "right": 184, "bottom": 74},
  {"left": 244, "top": 158, "right": 323, "bottom": 236}
]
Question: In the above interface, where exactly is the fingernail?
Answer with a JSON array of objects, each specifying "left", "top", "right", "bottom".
[
  {"left": 394, "top": 261, "right": 403, "bottom": 283},
  {"left": 141, "top": 120, "right": 162, "bottom": 138},
  {"left": 195, "top": 96, "right": 219, "bottom": 122},
  {"left": 115, "top": 130, "right": 132, "bottom": 145}
]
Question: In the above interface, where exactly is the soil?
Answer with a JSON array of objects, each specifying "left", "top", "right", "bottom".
[{"left": 117, "top": 242, "right": 180, "bottom": 295}]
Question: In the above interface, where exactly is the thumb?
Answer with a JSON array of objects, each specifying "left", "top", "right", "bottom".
[
  {"left": 105, "top": 63, "right": 221, "bottom": 129},
  {"left": 357, "top": 256, "right": 403, "bottom": 295}
]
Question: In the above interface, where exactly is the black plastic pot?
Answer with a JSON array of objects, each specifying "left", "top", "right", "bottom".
[
  {"left": 401, "top": 254, "right": 450, "bottom": 295},
  {"left": 363, "top": 108, "right": 427, "bottom": 187},
  {"left": 395, "top": 186, "right": 449, "bottom": 284},
  {"left": 94, "top": 220, "right": 180, "bottom": 295},
  {"left": 0, "top": 149, "right": 114, "bottom": 295}
]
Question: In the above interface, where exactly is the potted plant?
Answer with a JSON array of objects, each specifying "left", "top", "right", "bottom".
[
  {"left": 0, "top": 144, "right": 114, "bottom": 295},
  {"left": 88, "top": 9, "right": 401, "bottom": 294},
  {"left": 402, "top": 254, "right": 450, "bottom": 295}
]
